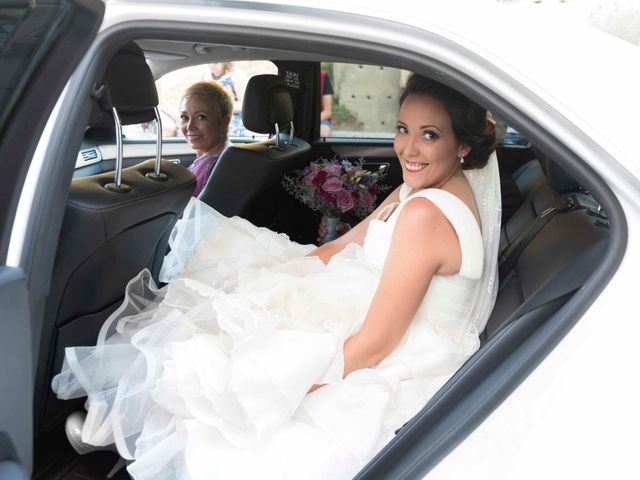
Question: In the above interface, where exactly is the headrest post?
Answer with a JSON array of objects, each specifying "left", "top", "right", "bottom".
[
  {"left": 154, "top": 106, "right": 162, "bottom": 174},
  {"left": 114, "top": 107, "right": 123, "bottom": 186},
  {"left": 288, "top": 121, "right": 296, "bottom": 145},
  {"left": 146, "top": 106, "right": 168, "bottom": 181},
  {"left": 268, "top": 122, "right": 285, "bottom": 151},
  {"left": 105, "top": 107, "right": 131, "bottom": 192}
]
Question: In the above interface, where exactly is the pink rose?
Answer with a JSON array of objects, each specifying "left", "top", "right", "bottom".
[
  {"left": 336, "top": 189, "right": 355, "bottom": 213},
  {"left": 322, "top": 176, "right": 343, "bottom": 193},
  {"left": 360, "top": 190, "right": 375, "bottom": 211}
]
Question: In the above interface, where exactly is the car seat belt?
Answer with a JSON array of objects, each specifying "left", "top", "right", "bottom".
[{"left": 516, "top": 239, "right": 605, "bottom": 317}]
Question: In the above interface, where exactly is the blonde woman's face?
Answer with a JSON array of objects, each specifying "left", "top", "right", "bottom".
[{"left": 179, "top": 94, "right": 224, "bottom": 157}]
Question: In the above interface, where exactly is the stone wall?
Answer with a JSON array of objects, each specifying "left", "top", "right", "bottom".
[{"left": 331, "top": 64, "right": 406, "bottom": 134}]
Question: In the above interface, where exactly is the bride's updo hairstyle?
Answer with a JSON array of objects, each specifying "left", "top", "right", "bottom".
[{"left": 400, "top": 74, "right": 496, "bottom": 170}]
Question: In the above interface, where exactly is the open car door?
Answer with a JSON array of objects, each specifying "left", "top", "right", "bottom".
[{"left": 0, "top": 1, "right": 104, "bottom": 477}]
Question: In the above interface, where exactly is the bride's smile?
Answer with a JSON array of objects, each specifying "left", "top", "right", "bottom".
[{"left": 404, "top": 160, "right": 429, "bottom": 172}]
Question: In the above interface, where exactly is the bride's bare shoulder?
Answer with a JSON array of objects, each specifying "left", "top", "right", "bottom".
[{"left": 443, "top": 176, "right": 481, "bottom": 226}]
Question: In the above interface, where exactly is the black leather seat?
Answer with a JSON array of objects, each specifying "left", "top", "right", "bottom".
[
  {"left": 198, "top": 74, "right": 310, "bottom": 229},
  {"left": 499, "top": 181, "right": 563, "bottom": 254},
  {"left": 484, "top": 156, "right": 609, "bottom": 343},
  {"left": 512, "top": 158, "right": 547, "bottom": 200},
  {"left": 34, "top": 42, "right": 195, "bottom": 433}
]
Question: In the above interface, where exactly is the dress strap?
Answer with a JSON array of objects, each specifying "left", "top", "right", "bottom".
[
  {"left": 376, "top": 183, "right": 412, "bottom": 221},
  {"left": 375, "top": 202, "right": 400, "bottom": 222}
]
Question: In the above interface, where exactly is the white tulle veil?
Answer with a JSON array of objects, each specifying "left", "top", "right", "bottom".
[{"left": 461, "top": 151, "right": 501, "bottom": 355}]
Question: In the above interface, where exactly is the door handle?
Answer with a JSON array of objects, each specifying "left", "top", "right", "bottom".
[{"left": 377, "top": 163, "right": 389, "bottom": 174}]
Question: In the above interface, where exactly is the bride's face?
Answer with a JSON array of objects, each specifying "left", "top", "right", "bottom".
[{"left": 394, "top": 93, "right": 469, "bottom": 190}]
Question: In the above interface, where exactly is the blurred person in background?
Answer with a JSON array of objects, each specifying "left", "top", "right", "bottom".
[
  {"left": 320, "top": 69, "right": 334, "bottom": 137},
  {"left": 205, "top": 61, "right": 248, "bottom": 136}
]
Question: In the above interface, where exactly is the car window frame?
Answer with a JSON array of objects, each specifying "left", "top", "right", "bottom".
[
  {"left": 18, "top": 8, "right": 628, "bottom": 478},
  {"left": 0, "top": 1, "right": 104, "bottom": 475}
]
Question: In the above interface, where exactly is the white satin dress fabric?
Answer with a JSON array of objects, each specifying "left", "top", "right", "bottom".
[{"left": 52, "top": 153, "right": 500, "bottom": 480}]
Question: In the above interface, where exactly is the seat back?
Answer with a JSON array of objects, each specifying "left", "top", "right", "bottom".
[
  {"left": 485, "top": 160, "right": 609, "bottom": 343},
  {"left": 35, "top": 42, "right": 195, "bottom": 433},
  {"left": 198, "top": 74, "right": 310, "bottom": 228},
  {"left": 499, "top": 181, "right": 563, "bottom": 253}
]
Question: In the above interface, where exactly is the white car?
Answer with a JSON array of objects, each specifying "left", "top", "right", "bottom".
[{"left": 1, "top": 1, "right": 638, "bottom": 479}]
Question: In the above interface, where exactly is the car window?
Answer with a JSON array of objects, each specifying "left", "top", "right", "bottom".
[
  {"left": 122, "top": 60, "right": 277, "bottom": 141},
  {"left": 0, "top": 1, "right": 71, "bottom": 134},
  {"left": 321, "top": 63, "right": 529, "bottom": 147},
  {"left": 320, "top": 62, "right": 410, "bottom": 139}
]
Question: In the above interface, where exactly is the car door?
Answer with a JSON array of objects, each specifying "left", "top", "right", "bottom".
[{"left": 0, "top": 1, "right": 103, "bottom": 477}]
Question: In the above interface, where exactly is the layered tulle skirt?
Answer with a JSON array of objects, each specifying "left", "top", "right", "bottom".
[{"left": 52, "top": 200, "right": 468, "bottom": 479}]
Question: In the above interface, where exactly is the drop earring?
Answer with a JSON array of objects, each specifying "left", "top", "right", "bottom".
[{"left": 459, "top": 155, "right": 465, "bottom": 165}]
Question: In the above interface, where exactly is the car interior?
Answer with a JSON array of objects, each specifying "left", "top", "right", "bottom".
[{"left": 31, "top": 37, "right": 612, "bottom": 480}]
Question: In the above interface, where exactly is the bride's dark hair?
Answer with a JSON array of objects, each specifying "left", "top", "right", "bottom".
[{"left": 399, "top": 74, "right": 496, "bottom": 170}]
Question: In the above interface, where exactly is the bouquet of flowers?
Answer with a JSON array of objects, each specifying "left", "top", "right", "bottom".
[{"left": 282, "top": 157, "right": 387, "bottom": 219}]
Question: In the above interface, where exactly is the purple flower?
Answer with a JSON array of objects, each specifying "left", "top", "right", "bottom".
[
  {"left": 322, "top": 176, "right": 343, "bottom": 193},
  {"left": 282, "top": 156, "right": 385, "bottom": 220},
  {"left": 336, "top": 189, "right": 355, "bottom": 213}
]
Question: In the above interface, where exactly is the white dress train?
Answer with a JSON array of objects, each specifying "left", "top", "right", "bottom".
[{"left": 52, "top": 154, "right": 501, "bottom": 480}]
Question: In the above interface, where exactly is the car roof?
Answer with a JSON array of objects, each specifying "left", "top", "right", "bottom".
[{"left": 101, "top": 0, "right": 640, "bottom": 175}]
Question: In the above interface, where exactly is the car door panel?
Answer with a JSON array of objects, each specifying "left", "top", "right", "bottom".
[
  {"left": 0, "top": 267, "right": 31, "bottom": 477},
  {"left": 313, "top": 140, "right": 536, "bottom": 191},
  {"left": 311, "top": 141, "right": 402, "bottom": 193},
  {"left": 74, "top": 141, "right": 195, "bottom": 178},
  {"left": 0, "top": 1, "right": 104, "bottom": 476}
]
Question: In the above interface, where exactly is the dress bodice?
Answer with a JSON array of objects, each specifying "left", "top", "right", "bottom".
[{"left": 363, "top": 183, "right": 483, "bottom": 279}]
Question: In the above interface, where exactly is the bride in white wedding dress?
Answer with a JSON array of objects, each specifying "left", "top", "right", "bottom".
[{"left": 52, "top": 74, "right": 501, "bottom": 480}]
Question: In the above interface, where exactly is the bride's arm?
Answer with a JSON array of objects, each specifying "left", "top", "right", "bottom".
[
  {"left": 341, "top": 197, "right": 462, "bottom": 376},
  {"left": 307, "top": 185, "right": 402, "bottom": 264}
]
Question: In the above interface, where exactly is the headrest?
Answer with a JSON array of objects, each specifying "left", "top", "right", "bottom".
[
  {"left": 534, "top": 147, "right": 581, "bottom": 193},
  {"left": 89, "top": 42, "right": 158, "bottom": 127},
  {"left": 241, "top": 74, "right": 293, "bottom": 134}
]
